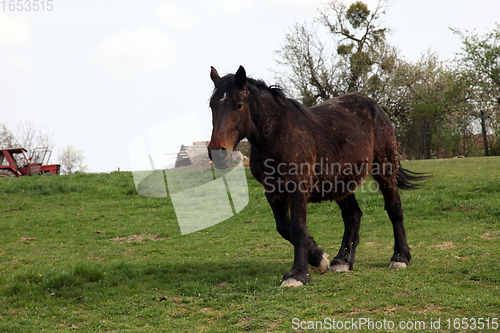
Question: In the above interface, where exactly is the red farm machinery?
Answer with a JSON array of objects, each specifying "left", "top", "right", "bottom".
[{"left": 0, "top": 147, "right": 60, "bottom": 178}]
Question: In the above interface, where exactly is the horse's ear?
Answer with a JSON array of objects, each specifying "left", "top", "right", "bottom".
[
  {"left": 235, "top": 65, "right": 247, "bottom": 89},
  {"left": 210, "top": 66, "right": 220, "bottom": 85}
]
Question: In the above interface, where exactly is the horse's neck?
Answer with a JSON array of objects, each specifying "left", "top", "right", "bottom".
[{"left": 247, "top": 95, "right": 285, "bottom": 150}]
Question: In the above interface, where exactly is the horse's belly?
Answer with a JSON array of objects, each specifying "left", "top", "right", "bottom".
[{"left": 308, "top": 173, "right": 368, "bottom": 203}]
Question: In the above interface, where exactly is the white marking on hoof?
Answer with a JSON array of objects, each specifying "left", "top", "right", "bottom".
[
  {"left": 311, "top": 252, "right": 330, "bottom": 274},
  {"left": 389, "top": 261, "right": 407, "bottom": 269},
  {"left": 329, "top": 264, "right": 350, "bottom": 272},
  {"left": 280, "top": 278, "right": 304, "bottom": 288}
]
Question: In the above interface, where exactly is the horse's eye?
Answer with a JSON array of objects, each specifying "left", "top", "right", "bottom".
[{"left": 237, "top": 103, "right": 244, "bottom": 110}]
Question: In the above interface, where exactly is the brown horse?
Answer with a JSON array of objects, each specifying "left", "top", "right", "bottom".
[{"left": 208, "top": 66, "right": 426, "bottom": 287}]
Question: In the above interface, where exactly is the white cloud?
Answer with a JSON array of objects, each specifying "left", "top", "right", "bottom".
[
  {"left": 266, "top": 0, "right": 380, "bottom": 16},
  {"left": 214, "top": 0, "right": 254, "bottom": 14},
  {"left": 0, "top": 12, "right": 32, "bottom": 49},
  {"left": 0, "top": 12, "right": 33, "bottom": 70},
  {"left": 268, "top": 0, "right": 327, "bottom": 12},
  {"left": 88, "top": 27, "right": 180, "bottom": 79},
  {"left": 155, "top": 3, "right": 200, "bottom": 29},
  {"left": 9, "top": 54, "right": 33, "bottom": 70}
]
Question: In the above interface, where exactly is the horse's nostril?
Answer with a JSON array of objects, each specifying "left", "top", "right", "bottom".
[{"left": 219, "top": 147, "right": 227, "bottom": 159}]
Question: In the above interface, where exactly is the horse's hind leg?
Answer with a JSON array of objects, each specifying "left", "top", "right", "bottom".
[
  {"left": 330, "top": 194, "right": 362, "bottom": 272},
  {"left": 373, "top": 176, "right": 411, "bottom": 268}
]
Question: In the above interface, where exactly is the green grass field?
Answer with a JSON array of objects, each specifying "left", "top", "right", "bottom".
[{"left": 1, "top": 157, "right": 499, "bottom": 332}]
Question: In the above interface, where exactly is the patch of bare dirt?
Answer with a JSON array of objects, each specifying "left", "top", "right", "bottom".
[
  {"left": 439, "top": 206, "right": 476, "bottom": 213},
  {"left": 237, "top": 317, "right": 253, "bottom": 327},
  {"left": 481, "top": 230, "right": 499, "bottom": 240},
  {"left": 3, "top": 207, "right": 22, "bottom": 213},
  {"left": 416, "top": 303, "right": 441, "bottom": 314},
  {"left": 383, "top": 305, "right": 399, "bottom": 313},
  {"left": 18, "top": 237, "right": 35, "bottom": 242},
  {"left": 110, "top": 233, "right": 165, "bottom": 243},
  {"left": 349, "top": 308, "right": 374, "bottom": 315},
  {"left": 434, "top": 242, "right": 456, "bottom": 250},
  {"left": 214, "top": 282, "right": 229, "bottom": 288},
  {"left": 268, "top": 321, "right": 281, "bottom": 331},
  {"left": 159, "top": 296, "right": 182, "bottom": 303}
]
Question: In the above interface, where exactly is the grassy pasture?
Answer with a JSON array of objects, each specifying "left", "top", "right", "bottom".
[{"left": 0, "top": 157, "right": 499, "bottom": 332}]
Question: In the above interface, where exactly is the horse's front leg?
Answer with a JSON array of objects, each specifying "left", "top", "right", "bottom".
[
  {"left": 280, "top": 190, "right": 312, "bottom": 287},
  {"left": 266, "top": 193, "right": 329, "bottom": 283}
]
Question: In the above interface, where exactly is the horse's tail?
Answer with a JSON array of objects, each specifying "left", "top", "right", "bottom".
[{"left": 397, "top": 162, "right": 430, "bottom": 190}]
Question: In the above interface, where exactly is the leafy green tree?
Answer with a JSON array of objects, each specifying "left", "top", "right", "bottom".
[
  {"left": 274, "top": 0, "right": 492, "bottom": 159},
  {"left": 274, "top": 0, "right": 391, "bottom": 107},
  {"left": 382, "top": 52, "right": 480, "bottom": 159},
  {"left": 452, "top": 24, "right": 500, "bottom": 155},
  {"left": 319, "top": 0, "right": 389, "bottom": 92}
]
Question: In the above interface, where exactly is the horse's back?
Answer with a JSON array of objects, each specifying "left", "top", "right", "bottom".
[
  {"left": 309, "top": 93, "right": 395, "bottom": 144},
  {"left": 307, "top": 93, "right": 400, "bottom": 186},
  {"left": 304, "top": 94, "right": 380, "bottom": 154},
  {"left": 309, "top": 93, "right": 388, "bottom": 125}
]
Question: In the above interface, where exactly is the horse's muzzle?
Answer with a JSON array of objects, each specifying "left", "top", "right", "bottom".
[{"left": 208, "top": 147, "right": 231, "bottom": 169}]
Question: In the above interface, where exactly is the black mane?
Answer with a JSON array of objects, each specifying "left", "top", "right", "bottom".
[{"left": 211, "top": 74, "right": 309, "bottom": 116}]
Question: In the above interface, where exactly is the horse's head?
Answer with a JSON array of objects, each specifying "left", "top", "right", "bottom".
[{"left": 208, "top": 66, "right": 251, "bottom": 169}]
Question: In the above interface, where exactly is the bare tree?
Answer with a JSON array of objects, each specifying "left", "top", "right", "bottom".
[
  {"left": 0, "top": 124, "right": 19, "bottom": 149},
  {"left": 16, "top": 121, "right": 54, "bottom": 152},
  {"left": 275, "top": 22, "right": 348, "bottom": 107},
  {"left": 0, "top": 121, "right": 54, "bottom": 159}
]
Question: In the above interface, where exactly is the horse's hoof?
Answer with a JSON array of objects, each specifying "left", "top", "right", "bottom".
[
  {"left": 329, "top": 264, "right": 350, "bottom": 272},
  {"left": 311, "top": 252, "right": 330, "bottom": 274},
  {"left": 389, "top": 261, "right": 407, "bottom": 269},
  {"left": 280, "top": 278, "right": 304, "bottom": 288}
]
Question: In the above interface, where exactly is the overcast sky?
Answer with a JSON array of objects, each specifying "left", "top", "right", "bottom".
[{"left": 1, "top": 0, "right": 499, "bottom": 173}]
